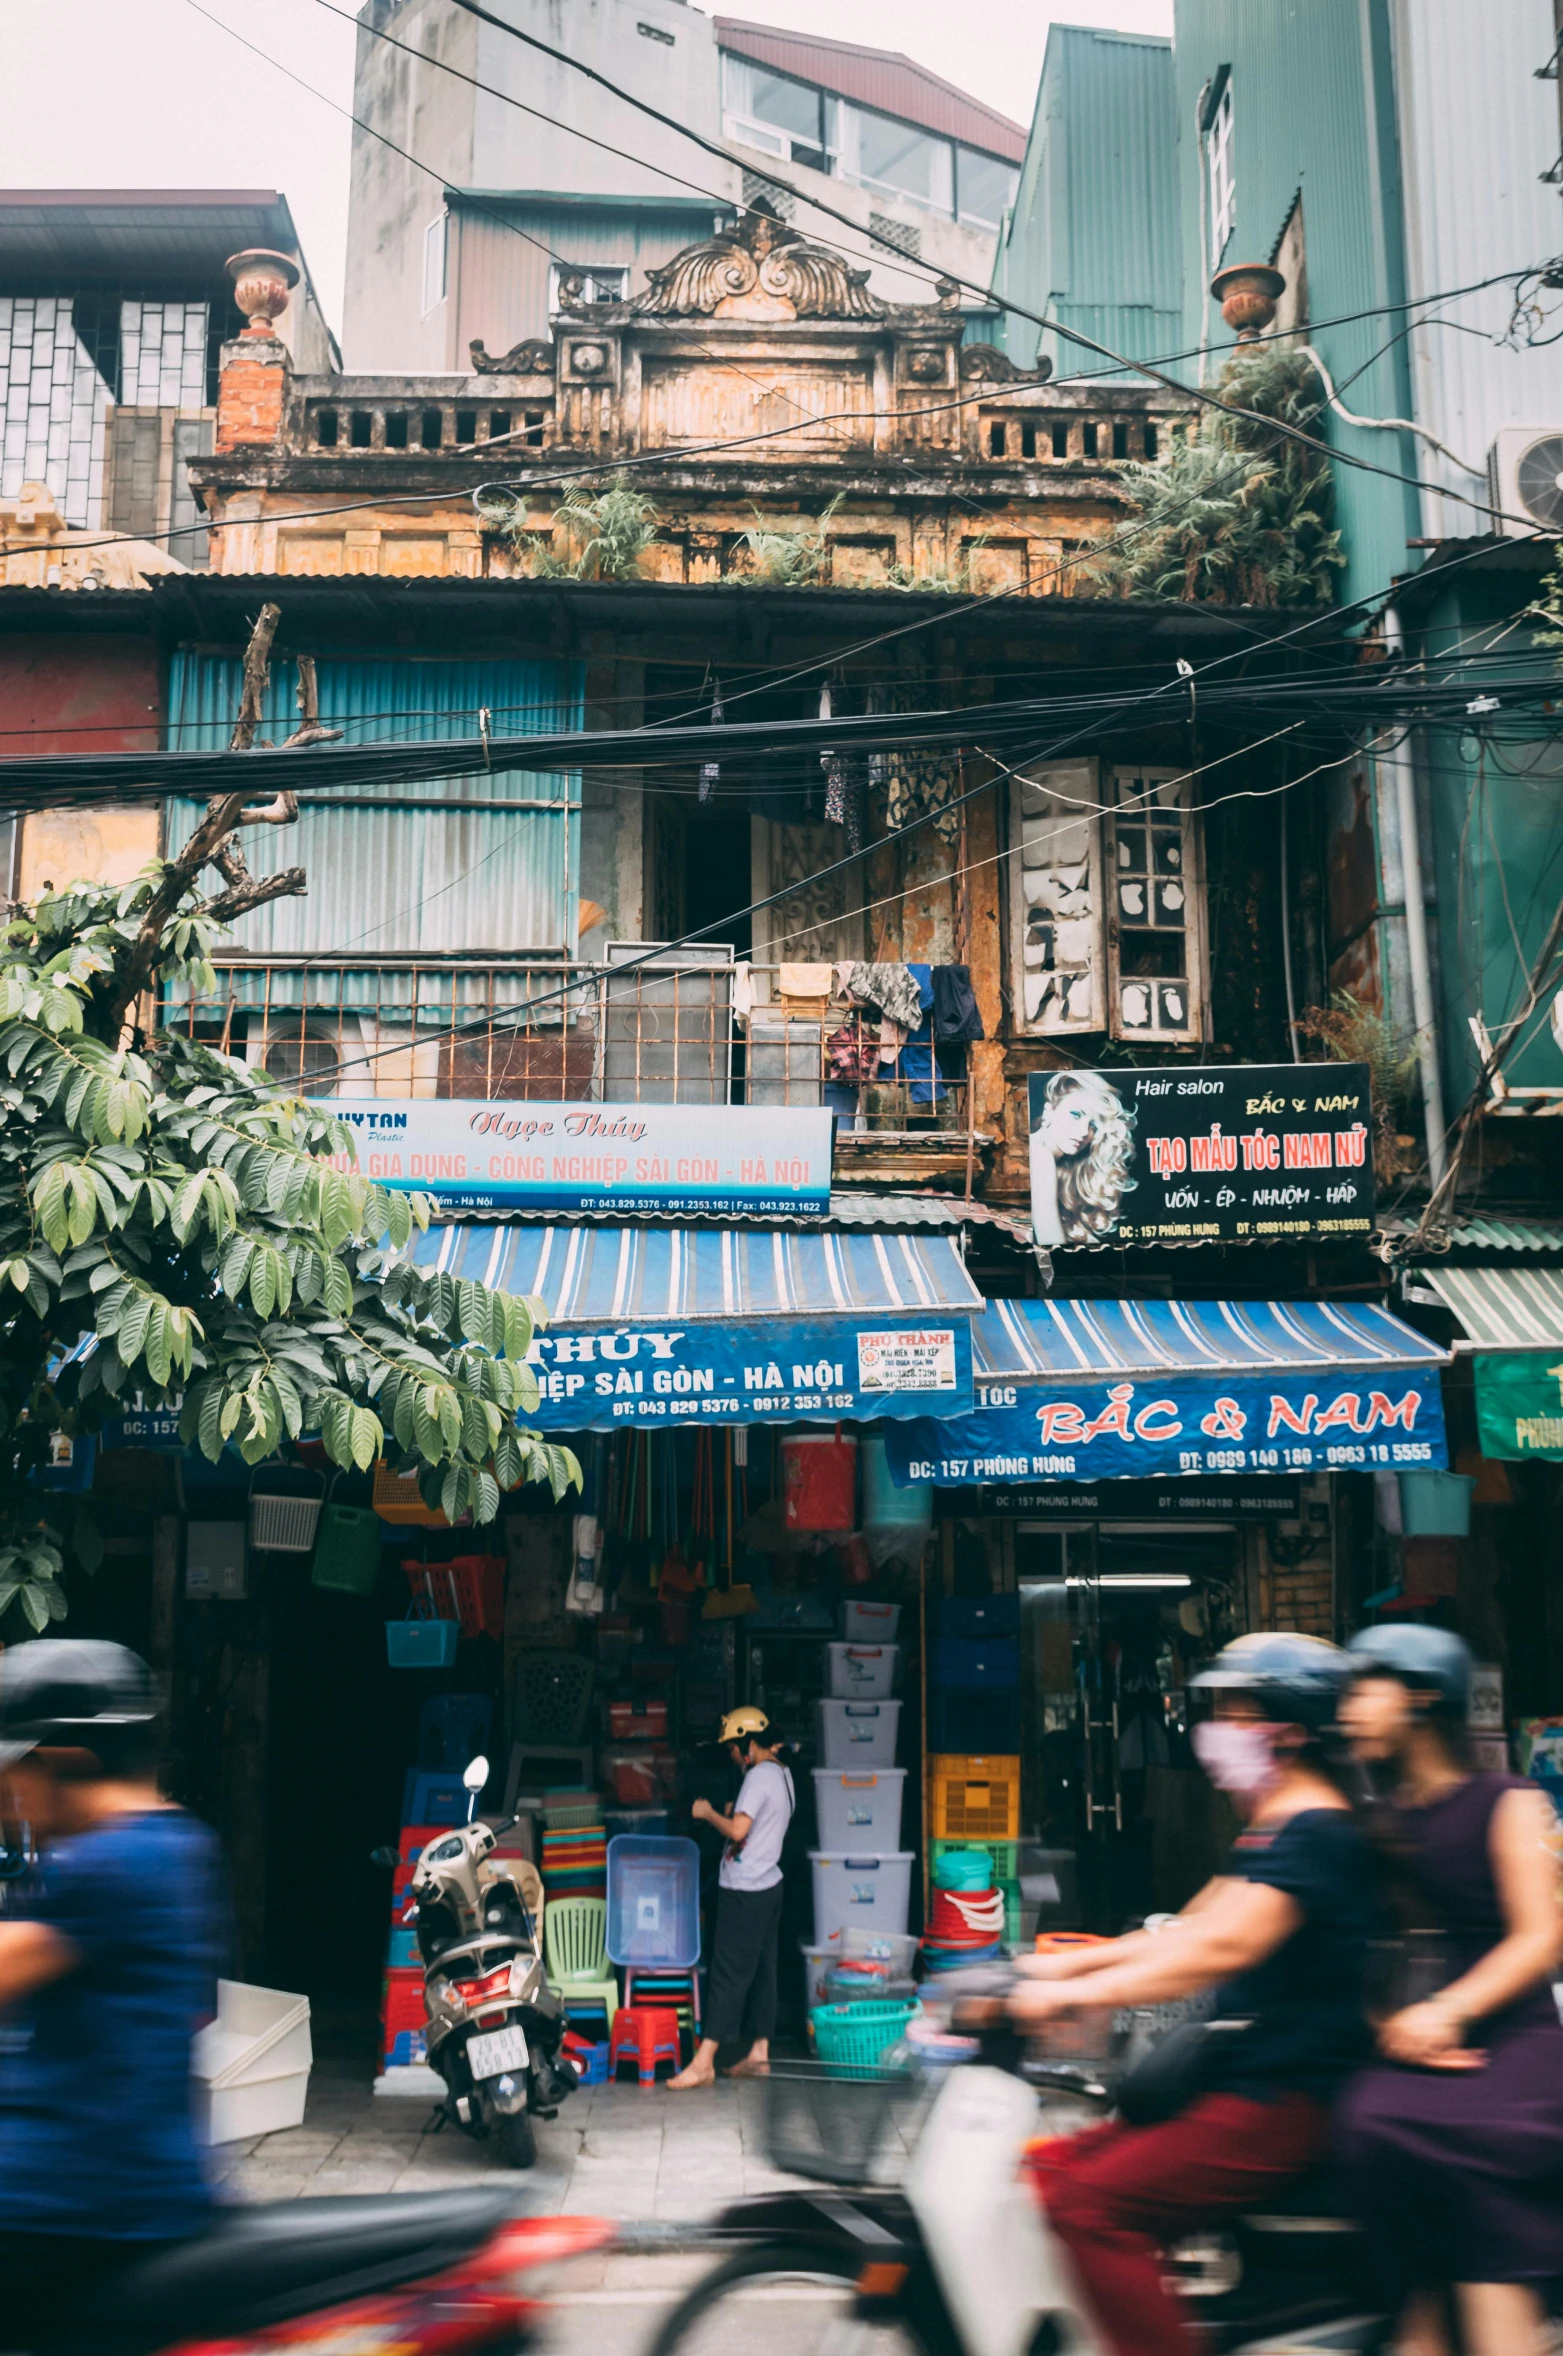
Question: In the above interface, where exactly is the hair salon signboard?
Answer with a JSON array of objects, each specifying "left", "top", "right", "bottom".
[{"left": 1027, "top": 1063, "right": 1374, "bottom": 1249}]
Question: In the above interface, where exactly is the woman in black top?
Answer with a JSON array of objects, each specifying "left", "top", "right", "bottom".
[{"left": 1011, "top": 1633, "right": 1374, "bottom": 2356}]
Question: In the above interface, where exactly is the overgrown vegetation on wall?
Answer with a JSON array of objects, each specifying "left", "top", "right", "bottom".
[{"left": 1096, "top": 349, "right": 1345, "bottom": 608}]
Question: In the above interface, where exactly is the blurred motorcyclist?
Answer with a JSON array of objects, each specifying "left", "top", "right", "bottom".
[
  {"left": 1336, "top": 1625, "right": 1563, "bottom": 2356},
  {"left": 1008, "top": 1632, "right": 1374, "bottom": 2356},
  {"left": 0, "top": 1640, "right": 227, "bottom": 2356}
]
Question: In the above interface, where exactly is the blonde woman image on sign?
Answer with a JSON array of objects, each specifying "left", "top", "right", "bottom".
[{"left": 1029, "top": 1070, "right": 1136, "bottom": 1247}]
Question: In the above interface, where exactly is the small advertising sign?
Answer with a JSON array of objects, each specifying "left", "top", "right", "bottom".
[
  {"left": 1027, "top": 1063, "right": 1374, "bottom": 1248},
  {"left": 316, "top": 1099, "right": 833, "bottom": 1217}
]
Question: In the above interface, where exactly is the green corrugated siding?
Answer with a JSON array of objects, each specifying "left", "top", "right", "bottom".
[
  {"left": 993, "top": 26, "right": 1182, "bottom": 375},
  {"left": 1173, "top": 0, "right": 1419, "bottom": 609},
  {"left": 164, "top": 653, "right": 584, "bottom": 962}
]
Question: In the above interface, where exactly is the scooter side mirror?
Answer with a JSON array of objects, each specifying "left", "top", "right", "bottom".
[{"left": 463, "top": 1756, "right": 490, "bottom": 1793}]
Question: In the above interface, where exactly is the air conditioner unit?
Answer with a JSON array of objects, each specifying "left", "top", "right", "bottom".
[{"left": 1487, "top": 425, "right": 1563, "bottom": 537}]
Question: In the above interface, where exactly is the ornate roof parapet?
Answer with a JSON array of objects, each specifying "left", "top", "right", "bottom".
[{"left": 632, "top": 204, "right": 890, "bottom": 323}]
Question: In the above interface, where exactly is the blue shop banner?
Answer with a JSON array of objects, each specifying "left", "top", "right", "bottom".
[
  {"left": 883, "top": 1364, "right": 1448, "bottom": 1486},
  {"left": 525, "top": 1314, "right": 972, "bottom": 1431}
]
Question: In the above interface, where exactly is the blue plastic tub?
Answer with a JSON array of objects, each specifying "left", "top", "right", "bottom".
[
  {"left": 606, "top": 1834, "right": 701, "bottom": 1969},
  {"left": 929, "top": 1636, "right": 1020, "bottom": 1691},
  {"left": 933, "top": 1595, "right": 1021, "bottom": 1638}
]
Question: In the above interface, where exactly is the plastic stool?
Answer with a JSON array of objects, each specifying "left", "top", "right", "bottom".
[
  {"left": 608, "top": 2005, "right": 682, "bottom": 2086},
  {"left": 625, "top": 1967, "right": 702, "bottom": 2037}
]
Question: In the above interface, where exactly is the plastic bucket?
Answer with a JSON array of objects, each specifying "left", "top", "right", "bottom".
[
  {"left": 861, "top": 1433, "right": 932, "bottom": 1534},
  {"left": 783, "top": 1430, "right": 857, "bottom": 1530}
]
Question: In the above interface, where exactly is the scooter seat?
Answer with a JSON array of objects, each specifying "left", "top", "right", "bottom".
[{"left": 73, "top": 2190, "right": 519, "bottom": 2351}]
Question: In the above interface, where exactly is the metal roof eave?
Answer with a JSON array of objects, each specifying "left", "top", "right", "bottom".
[{"left": 973, "top": 1296, "right": 1450, "bottom": 1383}]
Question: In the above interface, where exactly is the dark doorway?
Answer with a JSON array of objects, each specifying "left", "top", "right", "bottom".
[{"left": 682, "top": 811, "right": 752, "bottom": 960}]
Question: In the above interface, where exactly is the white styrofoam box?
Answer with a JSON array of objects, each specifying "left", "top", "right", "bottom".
[
  {"left": 813, "top": 1766, "right": 906, "bottom": 1850},
  {"left": 825, "top": 1642, "right": 898, "bottom": 1699},
  {"left": 192, "top": 1978, "right": 312, "bottom": 2145},
  {"left": 811, "top": 1850, "right": 915, "bottom": 1946},
  {"left": 840, "top": 1599, "right": 901, "bottom": 1643},
  {"left": 816, "top": 1699, "right": 901, "bottom": 1767}
]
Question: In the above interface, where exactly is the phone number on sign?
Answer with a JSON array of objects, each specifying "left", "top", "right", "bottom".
[{"left": 609, "top": 1391, "right": 856, "bottom": 1419}]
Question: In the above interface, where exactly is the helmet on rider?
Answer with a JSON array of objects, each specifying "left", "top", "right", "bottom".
[
  {"left": 717, "top": 1707, "right": 774, "bottom": 1752},
  {"left": 0, "top": 1639, "right": 160, "bottom": 1777},
  {"left": 1189, "top": 1631, "right": 1351, "bottom": 1732},
  {"left": 1346, "top": 1623, "right": 1472, "bottom": 1720}
]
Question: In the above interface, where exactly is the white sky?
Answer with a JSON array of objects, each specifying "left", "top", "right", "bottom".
[{"left": 0, "top": 0, "right": 1172, "bottom": 333}]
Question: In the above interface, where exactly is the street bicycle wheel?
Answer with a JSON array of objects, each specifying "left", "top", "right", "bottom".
[{"left": 646, "top": 2245, "right": 951, "bottom": 2356}]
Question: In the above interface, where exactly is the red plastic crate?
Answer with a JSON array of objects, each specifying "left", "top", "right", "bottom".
[
  {"left": 382, "top": 1967, "right": 427, "bottom": 2041},
  {"left": 402, "top": 1556, "right": 504, "bottom": 1641},
  {"left": 603, "top": 1746, "right": 678, "bottom": 1805},
  {"left": 609, "top": 1700, "right": 668, "bottom": 1740}
]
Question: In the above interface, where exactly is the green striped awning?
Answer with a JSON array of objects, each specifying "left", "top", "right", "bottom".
[{"left": 1422, "top": 1265, "right": 1563, "bottom": 1349}]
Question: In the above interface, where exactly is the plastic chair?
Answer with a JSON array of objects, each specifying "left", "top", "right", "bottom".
[
  {"left": 514, "top": 1650, "right": 595, "bottom": 1747},
  {"left": 608, "top": 2005, "right": 682, "bottom": 2085},
  {"left": 544, "top": 1895, "right": 619, "bottom": 2032}
]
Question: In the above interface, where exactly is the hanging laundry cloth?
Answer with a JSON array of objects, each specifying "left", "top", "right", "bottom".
[
  {"left": 818, "top": 683, "right": 847, "bottom": 824},
  {"left": 885, "top": 745, "right": 963, "bottom": 842},
  {"left": 699, "top": 678, "right": 724, "bottom": 802},
  {"left": 932, "top": 963, "right": 985, "bottom": 1041},
  {"left": 838, "top": 960, "right": 924, "bottom": 1032}
]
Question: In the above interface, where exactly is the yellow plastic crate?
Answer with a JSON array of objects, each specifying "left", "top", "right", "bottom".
[
  {"left": 927, "top": 1754, "right": 1021, "bottom": 1841},
  {"left": 372, "top": 1463, "right": 448, "bottom": 1527}
]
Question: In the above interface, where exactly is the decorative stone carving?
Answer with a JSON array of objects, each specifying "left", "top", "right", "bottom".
[
  {"left": 1210, "top": 263, "right": 1286, "bottom": 341},
  {"left": 635, "top": 204, "right": 889, "bottom": 323},
  {"left": 958, "top": 344, "right": 1053, "bottom": 385},
  {"left": 225, "top": 249, "right": 299, "bottom": 335},
  {"left": 469, "top": 337, "right": 553, "bottom": 375},
  {"left": 905, "top": 347, "right": 948, "bottom": 383},
  {"left": 568, "top": 343, "right": 609, "bottom": 375}
]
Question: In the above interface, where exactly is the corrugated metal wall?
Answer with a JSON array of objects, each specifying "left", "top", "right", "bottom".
[
  {"left": 164, "top": 653, "right": 583, "bottom": 959},
  {"left": 1392, "top": 0, "right": 1563, "bottom": 539},
  {"left": 993, "top": 27, "right": 1182, "bottom": 374},
  {"left": 1173, "top": 0, "right": 1420, "bottom": 608},
  {"left": 453, "top": 199, "right": 727, "bottom": 356}
]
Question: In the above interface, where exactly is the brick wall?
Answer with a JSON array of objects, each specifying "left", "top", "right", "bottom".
[{"left": 216, "top": 337, "right": 287, "bottom": 454}]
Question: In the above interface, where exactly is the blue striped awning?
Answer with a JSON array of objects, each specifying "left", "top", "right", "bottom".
[
  {"left": 971, "top": 1297, "right": 1448, "bottom": 1383},
  {"left": 405, "top": 1224, "right": 983, "bottom": 1429},
  {"left": 407, "top": 1223, "right": 982, "bottom": 1322}
]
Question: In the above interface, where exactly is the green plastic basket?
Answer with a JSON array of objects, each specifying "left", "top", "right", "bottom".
[
  {"left": 312, "top": 1501, "right": 382, "bottom": 1595},
  {"left": 809, "top": 1998, "right": 919, "bottom": 2071}
]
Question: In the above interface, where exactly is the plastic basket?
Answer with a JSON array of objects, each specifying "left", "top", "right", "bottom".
[
  {"left": 311, "top": 1497, "right": 382, "bottom": 1594},
  {"left": 251, "top": 1473, "right": 325, "bottom": 1555},
  {"left": 373, "top": 1464, "right": 448, "bottom": 1527},
  {"left": 809, "top": 1999, "right": 920, "bottom": 2072},
  {"left": 927, "top": 1755, "right": 1021, "bottom": 1840},
  {"left": 763, "top": 2062, "right": 920, "bottom": 2185},
  {"left": 932, "top": 1838, "right": 1020, "bottom": 1890},
  {"left": 386, "top": 1600, "right": 460, "bottom": 1669}
]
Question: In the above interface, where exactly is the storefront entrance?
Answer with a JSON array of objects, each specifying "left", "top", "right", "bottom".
[{"left": 1016, "top": 1518, "right": 1250, "bottom": 1932}]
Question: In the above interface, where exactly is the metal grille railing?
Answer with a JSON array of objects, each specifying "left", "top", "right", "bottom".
[{"left": 168, "top": 956, "right": 971, "bottom": 1128}]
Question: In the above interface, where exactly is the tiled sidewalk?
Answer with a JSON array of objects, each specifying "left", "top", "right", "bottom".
[{"left": 213, "top": 2048, "right": 807, "bottom": 2220}]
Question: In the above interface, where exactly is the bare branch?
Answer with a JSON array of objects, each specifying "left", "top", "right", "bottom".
[
  {"left": 236, "top": 791, "right": 300, "bottom": 826},
  {"left": 193, "top": 868, "right": 308, "bottom": 927},
  {"left": 230, "top": 603, "right": 281, "bottom": 752}
]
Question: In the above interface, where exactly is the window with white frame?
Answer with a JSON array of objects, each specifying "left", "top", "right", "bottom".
[
  {"left": 1009, "top": 762, "right": 1206, "bottom": 1043},
  {"left": 422, "top": 213, "right": 448, "bottom": 313},
  {"left": 1205, "top": 75, "right": 1235, "bottom": 262},
  {"left": 548, "top": 262, "right": 629, "bottom": 310}
]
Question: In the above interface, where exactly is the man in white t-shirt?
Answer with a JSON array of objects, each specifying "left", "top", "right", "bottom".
[{"left": 669, "top": 1708, "right": 795, "bottom": 2090}]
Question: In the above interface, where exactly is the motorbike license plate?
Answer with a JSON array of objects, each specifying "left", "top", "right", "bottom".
[{"left": 467, "top": 2023, "right": 528, "bottom": 2080}]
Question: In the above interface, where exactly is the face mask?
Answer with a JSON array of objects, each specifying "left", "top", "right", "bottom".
[{"left": 1192, "top": 1719, "right": 1280, "bottom": 1802}]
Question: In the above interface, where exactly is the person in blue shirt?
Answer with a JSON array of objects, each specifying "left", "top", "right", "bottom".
[{"left": 0, "top": 1640, "right": 227, "bottom": 2354}]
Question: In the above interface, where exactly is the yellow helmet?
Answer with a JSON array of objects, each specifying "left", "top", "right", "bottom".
[{"left": 717, "top": 1707, "right": 772, "bottom": 1747}]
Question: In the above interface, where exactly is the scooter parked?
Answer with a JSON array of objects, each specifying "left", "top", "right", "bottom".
[
  {"left": 392, "top": 1754, "right": 575, "bottom": 2169},
  {"left": 648, "top": 1985, "right": 1386, "bottom": 2356}
]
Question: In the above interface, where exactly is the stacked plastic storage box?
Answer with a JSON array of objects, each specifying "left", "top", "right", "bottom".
[
  {"left": 808, "top": 1600, "right": 913, "bottom": 1976},
  {"left": 926, "top": 1595, "right": 1022, "bottom": 1943}
]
